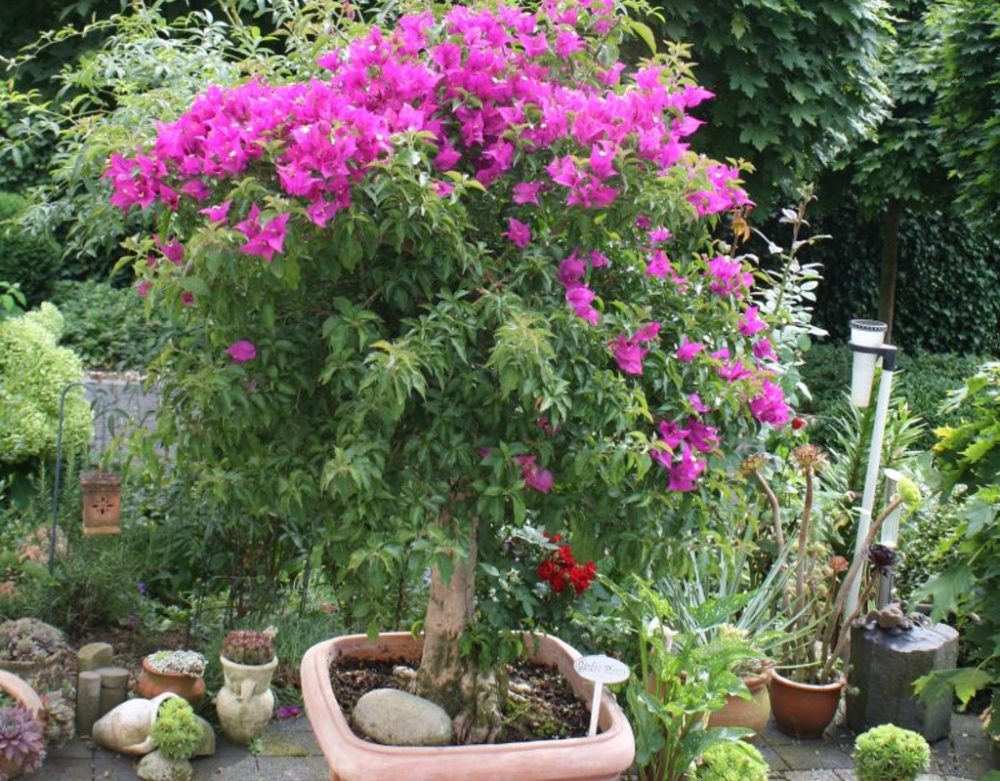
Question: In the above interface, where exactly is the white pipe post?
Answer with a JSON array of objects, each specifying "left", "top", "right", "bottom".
[{"left": 845, "top": 354, "right": 896, "bottom": 619}]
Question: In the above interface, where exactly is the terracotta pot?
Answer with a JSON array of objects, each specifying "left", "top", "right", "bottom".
[
  {"left": 769, "top": 668, "right": 845, "bottom": 739},
  {"left": 80, "top": 471, "right": 122, "bottom": 536},
  {"left": 216, "top": 655, "right": 277, "bottom": 744},
  {"left": 0, "top": 652, "right": 66, "bottom": 693},
  {"left": 708, "top": 665, "right": 773, "bottom": 737},
  {"left": 135, "top": 657, "right": 206, "bottom": 705},
  {"left": 301, "top": 632, "right": 635, "bottom": 781}
]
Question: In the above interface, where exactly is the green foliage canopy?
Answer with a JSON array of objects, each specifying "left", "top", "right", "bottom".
[{"left": 654, "top": 0, "right": 893, "bottom": 206}]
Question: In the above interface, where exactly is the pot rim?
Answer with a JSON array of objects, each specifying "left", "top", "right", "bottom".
[
  {"left": 770, "top": 667, "right": 846, "bottom": 692},
  {"left": 301, "top": 631, "right": 636, "bottom": 780},
  {"left": 141, "top": 656, "right": 205, "bottom": 679},
  {"left": 219, "top": 655, "right": 278, "bottom": 672}
]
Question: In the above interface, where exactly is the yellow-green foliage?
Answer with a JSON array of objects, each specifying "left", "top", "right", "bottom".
[
  {"left": 0, "top": 303, "right": 92, "bottom": 463},
  {"left": 695, "top": 742, "right": 769, "bottom": 781}
]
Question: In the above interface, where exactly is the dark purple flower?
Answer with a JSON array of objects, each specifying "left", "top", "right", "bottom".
[{"left": 867, "top": 544, "right": 899, "bottom": 572}]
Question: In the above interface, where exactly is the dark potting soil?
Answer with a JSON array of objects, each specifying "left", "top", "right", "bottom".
[{"left": 330, "top": 657, "right": 591, "bottom": 744}]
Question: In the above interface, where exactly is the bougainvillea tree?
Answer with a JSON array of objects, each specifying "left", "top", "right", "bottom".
[{"left": 107, "top": 0, "right": 789, "bottom": 742}]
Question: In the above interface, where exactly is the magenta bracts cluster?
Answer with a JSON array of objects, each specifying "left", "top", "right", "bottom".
[{"left": 106, "top": 0, "right": 788, "bottom": 496}]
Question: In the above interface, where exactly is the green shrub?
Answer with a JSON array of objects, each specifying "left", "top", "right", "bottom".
[
  {"left": 0, "top": 302, "right": 92, "bottom": 465},
  {"left": 695, "top": 742, "right": 769, "bottom": 781},
  {"left": 0, "top": 192, "right": 62, "bottom": 306},
  {"left": 150, "top": 697, "right": 201, "bottom": 760},
  {"left": 799, "top": 343, "right": 987, "bottom": 448},
  {"left": 853, "top": 724, "right": 930, "bottom": 781},
  {"left": 51, "top": 280, "right": 172, "bottom": 371}
]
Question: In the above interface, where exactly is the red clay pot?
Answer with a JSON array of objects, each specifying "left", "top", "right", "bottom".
[
  {"left": 301, "top": 632, "right": 635, "bottom": 781},
  {"left": 769, "top": 668, "right": 845, "bottom": 739},
  {"left": 708, "top": 664, "right": 773, "bottom": 737},
  {"left": 135, "top": 657, "right": 206, "bottom": 705}
]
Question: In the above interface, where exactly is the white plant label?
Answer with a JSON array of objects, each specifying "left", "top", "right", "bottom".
[{"left": 574, "top": 655, "right": 630, "bottom": 737}]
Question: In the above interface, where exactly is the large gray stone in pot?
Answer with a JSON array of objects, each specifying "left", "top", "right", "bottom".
[
  {"left": 847, "top": 622, "right": 958, "bottom": 741},
  {"left": 351, "top": 688, "right": 452, "bottom": 746}
]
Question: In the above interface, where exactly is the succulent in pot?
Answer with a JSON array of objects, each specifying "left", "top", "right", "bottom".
[
  {"left": 853, "top": 724, "right": 930, "bottom": 781},
  {"left": 0, "top": 703, "right": 45, "bottom": 779},
  {"left": 220, "top": 630, "right": 276, "bottom": 666},
  {"left": 136, "top": 651, "right": 207, "bottom": 705},
  {"left": 0, "top": 619, "right": 69, "bottom": 693},
  {"left": 136, "top": 696, "right": 203, "bottom": 781}
]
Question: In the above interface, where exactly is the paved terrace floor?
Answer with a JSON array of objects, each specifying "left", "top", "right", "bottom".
[{"left": 32, "top": 711, "right": 993, "bottom": 781}]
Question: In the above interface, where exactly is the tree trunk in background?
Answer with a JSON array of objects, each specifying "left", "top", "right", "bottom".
[
  {"left": 878, "top": 200, "right": 903, "bottom": 343},
  {"left": 414, "top": 516, "right": 504, "bottom": 744}
]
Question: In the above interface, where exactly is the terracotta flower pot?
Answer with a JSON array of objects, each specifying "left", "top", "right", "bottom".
[
  {"left": 769, "top": 668, "right": 845, "bottom": 739},
  {"left": 301, "top": 631, "right": 635, "bottom": 781},
  {"left": 80, "top": 471, "right": 122, "bottom": 536},
  {"left": 135, "top": 657, "right": 206, "bottom": 705},
  {"left": 708, "top": 665, "right": 772, "bottom": 737}
]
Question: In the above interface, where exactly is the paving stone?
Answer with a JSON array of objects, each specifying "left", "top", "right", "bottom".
[
  {"left": 32, "top": 759, "right": 92, "bottom": 781},
  {"left": 763, "top": 722, "right": 800, "bottom": 745},
  {"left": 775, "top": 743, "right": 853, "bottom": 771},
  {"left": 759, "top": 743, "right": 789, "bottom": 770},
  {"left": 256, "top": 731, "right": 321, "bottom": 757},
  {"left": 782, "top": 770, "right": 845, "bottom": 781},
  {"left": 93, "top": 749, "right": 142, "bottom": 781},
  {"left": 255, "top": 755, "right": 330, "bottom": 780},
  {"left": 50, "top": 738, "right": 96, "bottom": 759},
  {"left": 190, "top": 754, "right": 258, "bottom": 781}
]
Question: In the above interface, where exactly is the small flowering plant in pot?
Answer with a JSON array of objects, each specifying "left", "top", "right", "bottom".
[
  {"left": 107, "top": 0, "right": 798, "bottom": 766},
  {"left": 137, "top": 650, "right": 208, "bottom": 705},
  {"left": 0, "top": 619, "right": 69, "bottom": 693},
  {"left": 0, "top": 701, "right": 45, "bottom": 780}
]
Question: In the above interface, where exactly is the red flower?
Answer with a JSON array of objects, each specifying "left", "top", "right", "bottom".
[{"left": 792, "top": 417, "right": 806, "bottom": 430}]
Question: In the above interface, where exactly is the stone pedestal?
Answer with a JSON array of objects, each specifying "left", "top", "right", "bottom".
[
  {"left": 78, "top": 643, "right": 114, "bottom": 673},
  {"left": 77, "top": 671, "right": 102, "bottom": 737},
  {"left": 847, "top": 622, "right": 958, "bottom": 741},
  {"left": 96, "top": 666, "right": 131, "bottom": 718}
]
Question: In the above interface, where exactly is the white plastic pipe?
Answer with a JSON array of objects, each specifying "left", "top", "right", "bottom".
[
  {"left": 846, "top": 358, "right": 896, "bottom": 619},
  {"left": 850, "top": 320, "right": 887, "bottom": 408}
]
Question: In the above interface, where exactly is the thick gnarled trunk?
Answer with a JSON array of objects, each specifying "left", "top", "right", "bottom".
[{"left": 413, "top": 517, "right": 504, "bottom": 744}]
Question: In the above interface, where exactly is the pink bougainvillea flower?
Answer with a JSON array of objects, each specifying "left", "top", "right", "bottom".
[
  {"left": 717, "top": 358, "right": 753, "bottom": 383},
  {"left": 432, "top": 181, "right": 455, "bottom": 197},
  {"left": 688, "top": 392, "right": 709, "bottom": 414},
  {"left": 235, "top": 204, "right": 262, "bottom": 240},
  {"left": 516, "top": 455, "right": 554, "bottom": 494},
  {"left": 199, "top": 200, "right": 232, "bottom": 224},
  {"left": 753, "top": 337, "right": 777, "bottom": 361},
  {"left": 503, "top": 217, "right": 531, "bottom": 249},
  {"left": 226, "top": 340, "right": 257, "bottom": 363},
  {"left": 646, "top": 249, "right": 671, "bottom": 277},
  {"left": 648, "top": 227, "right": 672, "bottom": 244},
  {"left": 136, "top": 281, "right": 151, "bottom": 298},
  {"left": 749, "top": 379, "right": 791, "bottom": 426},
  {"left": 686, "top": 418, "right": 719, "bottom": 453},
  {"left": 156, "top": 237, "right": 185, "bottom": 265},
  {"left": 589, "top": 140, "right": 617, "bottom": 180},
  {"left": 739, "top": 306, "right": 768, "bottom": 336},
  {"left": 565, "top": 285, "right": 600, "bottom": 325},
  {"left": 512, "top": 181, "right": 544, "bottom": 205},
  {"left": 668, "top": 444, "right": 707, "bottom": 492},
  {"left": 706, "top": 256, "right": 752, "bottom": 296},
  {"left": 612, "top": 321, "right": 660, "bottom": 375},
  {"left": 657, "top": 419, "right": 688, "bottom": 450},
  {"left": 675, "top": 337, "right": 706, "bottom": 363},
  {"left": 554, "top": 30, "right": 585, "bottom": 58},
  {"left": 588, "top": 250, "right": 609, "bottom": 268},
  {"left": 241, "top": 213, "right": 291, "bottom": 262},
  {"left": 276, "top": 706, "right": 302, "bottom": 720}
]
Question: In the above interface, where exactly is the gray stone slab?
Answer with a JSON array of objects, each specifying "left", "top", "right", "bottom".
[
  {"left": 93, "top": 748, "right": 141, "bottom": 781},
  {"left": 781, "top": 771, "right": 846, "bottom": 781},
  {"left": 775, "top": 743, "right": 853, "bottom": 771},
  {"left": 191, "top": 754, "right": 259, "bottom": 781},
  {"left": 49, "top": 738, "right": 96, "bottom": 759},
  {"left": 255, "top": 755, "right": 330, "bottom": 781},
  {"left": 256, "top": 730, "right": 322, "bottom": 757},
  {"left": 31, "top": 758, "right": 92, "bottom": 781},
  {"left": 759, "top": 743, "right": 789, "bottom": 770}
]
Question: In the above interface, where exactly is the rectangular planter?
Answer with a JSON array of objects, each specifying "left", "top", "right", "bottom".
[{"left": 300, "top": 632, "right": 635, "bottom": 781}]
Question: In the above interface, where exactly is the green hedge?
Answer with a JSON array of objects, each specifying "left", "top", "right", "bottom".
[
  {"left": 51, "top": 280, "right": 173, "bottom": 371},
  {"left": 799, "top": 343, "right": 986, "bottom": 447},
  {"left": 806, "top": 202, "right": 1000, "bottom": 356},
  {"left": 0, "top": 192, "right": 62, "bottom": 306}
]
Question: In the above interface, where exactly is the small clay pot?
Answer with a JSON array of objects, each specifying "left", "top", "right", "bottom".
[
  {"left": 135, "top": 658, "right": 205, "bottom": 705},
  {"left": 708, "top": 664, "right": 773, "bottom": 737},
  {"left": 769, "top": 668, "right": 845, "bottom": 739}
]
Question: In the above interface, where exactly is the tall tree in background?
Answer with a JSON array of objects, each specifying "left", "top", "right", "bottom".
[
  {"left": 653, "top": 0, "right": 893, "bottom": 210},
  {"left": 833, "top": 0, "right": 946, "bottom": 340},
  {"left": 927, "top": 0, "right": 1000, "bottom": 228}
]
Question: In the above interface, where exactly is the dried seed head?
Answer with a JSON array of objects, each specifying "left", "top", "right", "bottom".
[{"left": 792, "top": 444, "right": 827, "bottom": 471}]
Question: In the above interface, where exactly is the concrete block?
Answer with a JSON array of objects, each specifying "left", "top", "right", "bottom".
[
  {"left": 847, "top": 623, "right": 958, "bottom": 741},
  {"left": 77, "top": 642, "right": 114, "bottom": 672},
  {"left": 76, "top": 670, "right": 102, "bottom": 737}
]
